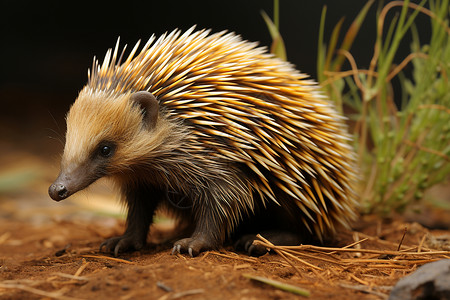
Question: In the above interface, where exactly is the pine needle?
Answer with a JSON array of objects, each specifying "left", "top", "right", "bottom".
[{"left": 243, "top": 274, "right": 310, "bottom": 297}]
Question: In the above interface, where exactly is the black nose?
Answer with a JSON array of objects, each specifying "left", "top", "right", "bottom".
[{"left": 48, "top": 183, "right": 68, "bottom": 201}]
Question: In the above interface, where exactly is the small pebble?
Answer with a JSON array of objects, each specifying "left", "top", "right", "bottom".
[
  {"left": 91, "top": 285, "right": 100, "bottom": 291},
  {"left": 54, "top": 248, "right": 66, "bottom": 257},
  {"left": 157, "top": 281, "right": 173, "bottom": 292}
]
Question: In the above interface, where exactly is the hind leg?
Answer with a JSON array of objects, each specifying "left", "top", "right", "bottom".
[
  {"left": 233, "top": 199, "right": 305, "bottom": 256},
  {"left": 234, "top": 230, "right": 302, "bottom": 256}
]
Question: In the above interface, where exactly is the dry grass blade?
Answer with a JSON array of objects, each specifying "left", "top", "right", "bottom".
[
  {"left": 256, "top": 234, "right": 322, "bottom": 272},
  {"left": 171, "top": 289, "right": 205, "bottom": 299},
  {"left": 52, "top": 273, "right": 89, "bottom": 281},
  {"left": 0, "top": 282, "right": 81, "bottom": 300},
  {"left": 81, "top": 254, "right": 135, "bottom": 264},
  {"left": 254, "top": 239, "right": 343, "bottom": 267},
  {"left": 328, "top": 237, "right": 369, "bottom": 254},
  {"left": 0, "top": 232, "right": 11, "bottom": 245},
  {"left": 206, "top": 251, "right": 258, "bottom": 263},
  {"left": 339, "top": 283, "right": 390, "bottom": 299},
  {"left": 261, "top": 244, "right": 449, "bottom": 256},
  {"left": 261, "top": 4, "right": 286, "bottom": 61},
  {"left": 73, "top": 259, "right": 89, "bottom": 277},
  {"left": 418, "top": 234, "right": 427, "bottom": 253},
  {"left": 318, "top": 0, "right": 450, "bottom": 214},
  {"left": 243, "top": 274, "right": 310, "bottom": 297},
  {"left": 332, "top": 0, "right": 375, "bottom": 71},
  {"left": 396, "top": 227, "right": 408, "bottom": 251},
  {"left": 254, "top": 231, "right": 450, "bottom": 290}
]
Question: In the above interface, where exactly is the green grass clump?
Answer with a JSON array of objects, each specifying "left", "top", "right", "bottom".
[{"left": 317, "top": 0, "right": 450, "bottom": 214}]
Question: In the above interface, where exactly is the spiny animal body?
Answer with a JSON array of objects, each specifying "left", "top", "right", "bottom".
[{"left": 49, "top": 27, "right": 358, "bottom": 257}]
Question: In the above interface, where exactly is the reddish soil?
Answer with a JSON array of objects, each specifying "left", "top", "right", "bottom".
[
  {"left": 0, "top": 150, "right": 449, "bottom": 300},
  {"left": 1, "top": 212, "right": 449, "bottom": 299}
]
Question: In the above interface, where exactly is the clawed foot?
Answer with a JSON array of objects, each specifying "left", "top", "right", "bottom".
[
  {"left": 100, "top": 234, "right": 145, "bottom": 257},
  {"left": 234, "top": 234, "right": 270, "bottom": 257},
  {"left": 171, "top": 236, "right": 216, "bottom": 257},
  {"left": 235, "top": 231, "right": 302, "bottom": 257}
]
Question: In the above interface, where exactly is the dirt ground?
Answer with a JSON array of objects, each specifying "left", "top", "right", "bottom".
[{"left": 0, "top": 149, "right": 449, "bottom": 300}]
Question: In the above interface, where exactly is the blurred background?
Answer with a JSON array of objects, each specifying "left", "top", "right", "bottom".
[{"left": 0, "top": 0, "right": 438, "bottom": 223}]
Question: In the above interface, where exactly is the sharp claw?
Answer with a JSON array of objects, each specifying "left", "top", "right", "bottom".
[
  {"left": 99, "top": 240, "right": 109, "bottom": 252},
  {"left": 171, "top": 246, "right": 177, "bottom": 255},
  {"left": 247, "top": 244, "right": 255, "bottom": 256},
  {"left": 244, "top": 240, "right": 253, "bottom": 252},
  {"left": 114, "top": 245, "right": 120, "bottom": 257},
  {"left": 177, "top": 244, "right": 181, "bottom": 254},
  {"left": 188, "top": 248, "right": 193, "bottom": 257}
]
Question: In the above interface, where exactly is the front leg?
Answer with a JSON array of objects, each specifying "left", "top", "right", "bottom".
[
  {"left": 173, "top": 170, "right": 251, "bottom": 257},
  {"left": 172, "top": 205, "right": 226, "bottom": 257},
  {"left": 172, "top": 181, "right": 239, "bottom": 257},
  {"left": 100, "top": 185, "right": 162, "bottom": 257}
]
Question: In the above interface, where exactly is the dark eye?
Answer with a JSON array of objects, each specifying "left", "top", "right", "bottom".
[{"left": 99, "top": 145, "right": 113, "bottom": 158}]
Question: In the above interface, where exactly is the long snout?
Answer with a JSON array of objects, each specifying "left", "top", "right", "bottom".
[{"left": 48, "top": 163, "right": 103, "bottom": 202}]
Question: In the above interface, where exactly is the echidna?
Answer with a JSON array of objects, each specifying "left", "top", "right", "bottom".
[{"left": 49, "top": 27, "right": 358, "bottom": 257}]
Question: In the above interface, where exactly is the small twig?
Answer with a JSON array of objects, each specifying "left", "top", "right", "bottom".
[
  {"left": 156, "top": 281, "right": 173, "bottom": 292},
  {"left": 403, "top": 140, "right": 450, "bottom": 161},
  {"left": 322, "top": 69, "right": 378, "bottom": 86},
  {"left": 252, "top": 241, "right": 450, "bottom": 256},
  {"left": 207, "top": 251, "right": 258, "bottom": 264},
  {"left": 73, "top": 259, "right": 89, "bottom": 277},
  {"left": 336, "top": 49, "right": 366, "bottom": 94},
  {"left": 256, "top": 235, "right": 320, "bottom": 273},
  {"left": 365, "top": 261, "right": 437, "bottom": 268},
  {"left": 328, "top": 238, "right": 369, "bottom": 255},
  {"left": 339, "top": 283, "right": 389, "bottom": 299},
  {"left": 0, "top": 282, "right": 81, "bottom": 300},
  {"left": 417, "top": 104, "right": 450, "bottom": 114},
  {"left": 399, "top": 246, "right": 420, "bottom": 253},
  {"left": 0, "top": 279, "right": 44, "bottom": 286},
  {"left": 386, "top": 52, "right": 428, "bottom": 81},
  {"left": 254, "top": 240, "right": 342, "bottom": 266},
  {"left": 349, "top": 273, "right": 370, "bottom": 286},
  {"left": 282, "top": 247, "right": 344, "bottom": 266},
  {"left": 171, "top": 289, "right": 204, "bottom": 299},
  {"left": 271, "top": 246, "right": 305, "bottom": 275},
  {"left": 243, "top": 274, "right": 310, "bottom": 297},
  {"left": 418, "top": 234, "right": 427, "bottom": 253},
  {"left": 264, "top": 260, "right": 292, "bottom": 268},
  {"left": 278, "top": 248, "right": 323, "bottom": 271},
  {"left": 397, "top": 227, "right": 408, "bottom": 251},
  {"left": 356, "top": 231, "right": 413, "bottom": 250},
  {"left": 81, "top": 254, "right": 135, "bottom": 264},
  {"left": 52, "top": 273, "right": 89, "bottom": 281}
]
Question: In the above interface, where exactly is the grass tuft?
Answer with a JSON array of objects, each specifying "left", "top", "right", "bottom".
[{"left": 316, "top": 0, "right": 450, "bottom": 214}]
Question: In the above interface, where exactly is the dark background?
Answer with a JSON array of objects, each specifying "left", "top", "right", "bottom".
[{"left": 0, "top": 0, "right": 429, "bottom": 157}]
